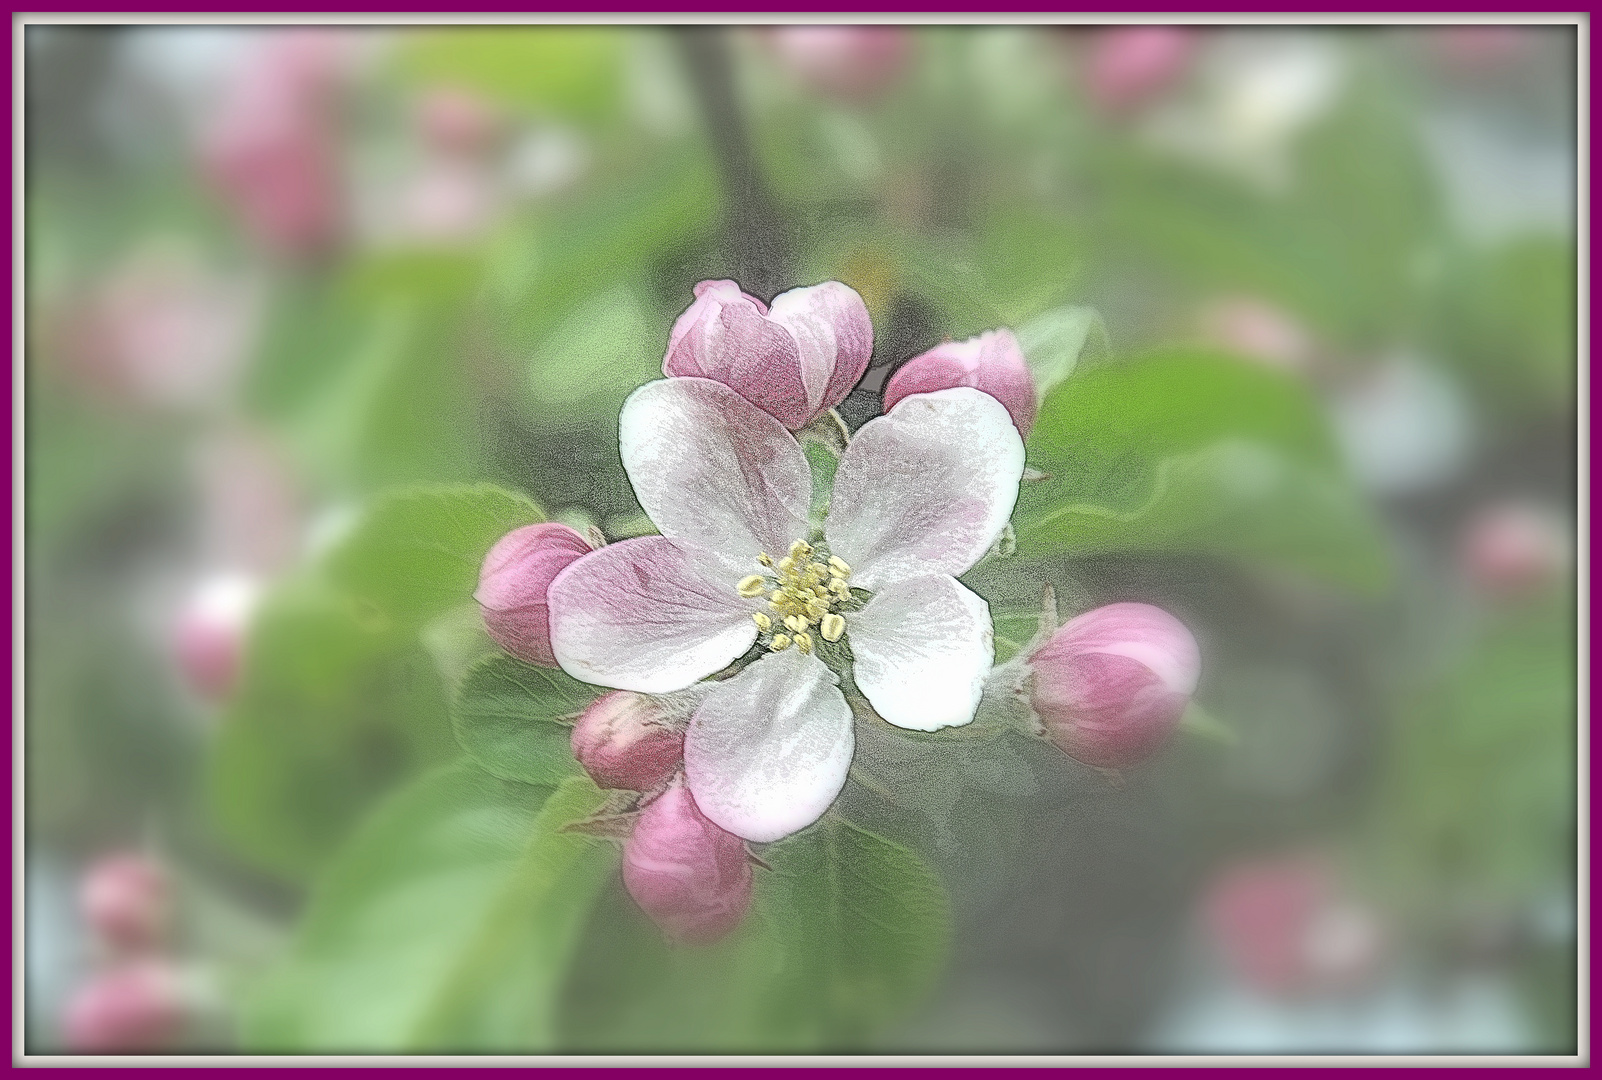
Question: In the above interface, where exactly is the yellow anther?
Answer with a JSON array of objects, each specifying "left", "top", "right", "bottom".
[
  {"left": 794, "top": 632, "right": 813, "bottom": 654},
  {"left": 752, "top": 612, "right": 771, "bottom": 631},
  {"left": 831, "top": 578, "right": 852, "bottom": 600},
  {"left": 789, "top": 539, "right": 812, "bottom": 559},
  {"left": 828, "top": 556, "right": 851, "bottom": 577},
  {"left": 757, "top": 552, "right": 773, "bottom": 567},
  {"left": 769, "top": 634, "right": 792, "bottom": 652},
  {"left": 768, "top": 598, "right": 784, "bottom": 611},
  {"left": 736, "top": 574, "right": 767, "bottom": 597},
  {"left": 820, "top": 613, "right": 845, "bottom": 642},
  {"left": 805, "top": 599, "right": 829, "bottom": 619},
  {"left": 776, "top": 556, "right": 794, "bottom": 573},
  {"left": 784, "top": 614, "right": 809, "bottom": 634}
]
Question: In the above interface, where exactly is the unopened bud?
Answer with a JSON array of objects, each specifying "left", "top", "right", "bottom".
[
  {"left": 80, "top": 853, "right": 171, "bottom": 955},
  {"left": 1459, "top": 501, "right": 1570, "bottom": 600},
  {"left": 173, "top": 572, "right": 260, "bottom": 703},
  {"left": 1027, "top": 602, "right": 1200, "bottom": 769},
  {"left": 884, "top": 329, "right": 1038, "bottom": 438},
  {"left": 622, "top": 780, "right": 753, "bottom": 945},
  {"left": 1083, "top": 26, "right": 1197, "bottom": 116},
  {"left": 763, "top": 25, "right": 914, "bottom": 105},
  {"left": 475, "top": 523, "right": 593, "bottom": 666},
  {"left": 570, "top": 691, "right": 685, "bottom": 792},
  {"left": 663, "top": 279, "right": 872, "bottom": 431},
  {"left": 61, "top": 960, "right": 187, "bottom": 1053}
]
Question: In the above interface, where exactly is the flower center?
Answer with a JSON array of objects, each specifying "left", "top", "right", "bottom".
[{"left": 734, "top": 539, "right": 860, "bottom": 655}]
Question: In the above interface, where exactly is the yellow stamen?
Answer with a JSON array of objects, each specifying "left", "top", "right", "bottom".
[
  {"left": 752, "top": 612, "right": 771, "bottom": 631},
  {"left": 736, "top": 574, "right": 766, "bottom": 597},
  {"left": 784, "top": 614, "right": 809, "bottom": 634},
  {"left": 756, "top": 552, "right": 774, "bottom": 567},
  {"left": 776, "top": 556, "right": 794, "bottom": 573},
  {"left": 805, "top": 599, "right": 829, "bottom": 619},
  {"left": 831, "top": 579, "right": 852, "bottom": 600},
  {"left": 828, "top": 556, "right": 851, "bottom": 577},
  {"left": 769, "top": 634, "right": 791, "bottom": 652},
  {"left": 820, "top": 613, "right": 845, "bottom": 642},
  {"left": 794, "top": 632, "right": 813, "bottom": 654}
]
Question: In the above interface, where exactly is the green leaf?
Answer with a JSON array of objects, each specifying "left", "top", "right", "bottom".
[
  {"left": 206, "top": 582, "right": 457, "bottom": 881},
  {"left": 559, "top": 815, "right": 950, "bottom": 1051},
  {"left": 452, "top": 653, "right": 596, "bottom": 785},
  {"left": 525, "top": 284, "right": 662, "bottom": 410},
  {"left": 245, "top": 768, "right": 616, "bottom": 1052},
  {"left": 324, "top": 484, "right": 544, "bottom": 630},
  {"left": 1015, "top": 348, "right": 1390, "bottom": 592},
  {"left": 391, "top": 28, "right": 625, "bottom": 125}
]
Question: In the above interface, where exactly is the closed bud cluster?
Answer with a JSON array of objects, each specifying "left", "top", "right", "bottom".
[
  {"left": 663, "top": 279, "right": 872, "bottom": 431},
  {"left": 81, "top": 853, "right": 172, "bottom": 956}
]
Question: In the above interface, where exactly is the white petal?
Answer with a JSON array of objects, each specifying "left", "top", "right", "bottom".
[
  {"left": 848, "top": 574, "right": 993, "bottom": 732},
  {"left": 620, "top": 378, "right": 811, "bottom": 562},
  {"left": 547, "top": 537, "right": 758, "bottom": 694},
  {"left": 683, "top": 648, "right": 854, "bottom": 843},
  {"left": 825, "top": 386, "right": 1025, "bottom": 590}
]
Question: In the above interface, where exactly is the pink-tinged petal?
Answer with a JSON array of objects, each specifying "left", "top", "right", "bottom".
[
  {"left": 547, "top": 537, "right": 758, "bottom": 694},
  {"left": 623, "top": 779, "right": 753, "bottom": 944},
  {"left": 683, "top": 648, "right": 854, "bottom": 843},
  {"left": 620, "top": 378, "right": 811, "bottom": 563},
  {"left": 847, "top": 574, "right": 993, "bottom": 732},
  {"left": 767, "top": 280, "right": 874, "bottom": 419},
  {"left": 80, "top": 854, "right": 171, "bottom": 954},
  {"left": 826, "top": 386, "right": 1025, "bottom": 590},
  {"left": 883, "top": 329, "right": 1037, "bottom": 438}
]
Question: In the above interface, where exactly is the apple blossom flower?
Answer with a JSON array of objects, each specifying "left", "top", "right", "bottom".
[
  {"left": 571, "top": 691, "right": 687, "bottom": 792},
  {"left": 662, "top": 280, "right": 873, "bottom": 431},
  {"left": 1458, "top": 501, "right": 1570, "bottom": 598},
  {"left": 548, "top": 377, "right": 1024, "bottom": 841},
  {"left": 763, "top": 26, "right": 914, "bottom": 105},
  {"left": 80, "top": 854, "right": 171, "bottom": 955},
  {"left": 1027, "top": 602, "right": 1200, "bottom": 769},
  {"left": 173, "top": 572, "right": 262, "bottom": 703},
  {"left": 622, "top": 779, "right": 753, "bottom": 944},
  {"left": 1083, "top": 26, "right": 1198, "bottom": 116},
  {"left": 62, "top": 959, "right": 188, "bottom": 1053},
  {"left": 1202, "top": 852, "right": 1385, "bottom": 997},
  {"left": 475, "top": 523, "right": 594, "bottom": 667},
  {"left": 198, "top": 30, "right": 353, "bottom": 259},
  {"left": 884, "top": 329, "right": 1038, "bottom": 439}
]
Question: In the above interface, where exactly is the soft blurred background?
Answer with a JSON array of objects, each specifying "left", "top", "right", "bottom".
[{"left": 23, "top": 22, "right": 1578, "bottom": 1055}]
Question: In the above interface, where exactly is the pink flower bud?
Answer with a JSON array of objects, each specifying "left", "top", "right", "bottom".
[
  {"left": 663, "top": 279, "right": 873, "bottom": 431},
  {"left": 763, "top": 26, "right": 914, "bottom": 105},
  {"left": 1459, "top": 502, "right": 1570, "bottom": 599},
  {"left": 572, "top": 691, "right": 686, "bottom": 792},
  {"left": 80, "top": 854, "right": 171, "bottom": 955},
  {"left": 173, "top": 573, "right": 261, "bottom": 703},
  {"left": 1202, "top": 852, "right": 1385, "bottom": 997},
  {"left": 622, "top": 781, "right": 752, "bottom": 945},
  {"left": 475, "top": 523, "right": 594, "bottom": 666},
  {"left": 883, "top": 329, "right": 1037, "bottom": 438},
  {"left": 1028, "top": 602, "right": 1200, "bottom": 769},
  {"left": 1196, "top": 296, "right": 1314, "bottom": 374},
  {"left": 1084, "top": 26, "right": 1197, "bottom": 116},
  {"left": 414, "top": 86, "right": 500, "bottom": 158},
  {"left": 198, "top": 31, "right": 353, "bottom": 260},
  {"left": 62, "top": 960, "right": 187, "bottom": 1053}
]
